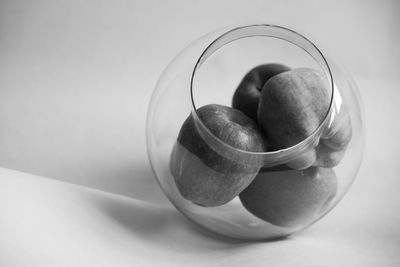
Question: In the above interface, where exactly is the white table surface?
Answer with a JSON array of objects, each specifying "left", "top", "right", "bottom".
[{"left": 0, "top": 0, "right": 399, "bottom": 266}]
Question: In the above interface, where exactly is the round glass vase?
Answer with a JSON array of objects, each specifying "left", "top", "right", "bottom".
[{"left": 146, "top": 24, "right": 365, "bottom": 241}]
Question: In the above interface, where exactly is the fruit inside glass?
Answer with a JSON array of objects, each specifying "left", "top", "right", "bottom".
[{"left": 146, "top": 24, "right": 365, "bottom": 240}]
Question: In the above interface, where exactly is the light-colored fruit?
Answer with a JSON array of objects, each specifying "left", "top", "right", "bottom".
[{"left": 258, "top": 68, "right": 351, "bottom": 169}]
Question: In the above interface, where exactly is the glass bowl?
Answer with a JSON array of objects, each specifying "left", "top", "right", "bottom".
[{"left": 146, "top": 24, "right": 365, "bottom": 241}]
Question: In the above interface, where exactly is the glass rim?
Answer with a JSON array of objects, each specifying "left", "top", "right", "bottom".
[{"left": 189, "top": 24, "right": 334, "bottom": 161}]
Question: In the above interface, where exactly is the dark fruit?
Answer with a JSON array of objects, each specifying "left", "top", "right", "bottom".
[
  {"left": 239, "top": 167, "right": 337, "bottom": 228},
  {"left": 170, "top": 104, "right": 268, "bottom": 207},
  {"left": 232, "top": 63, "right": 290, "bottom": 121}
]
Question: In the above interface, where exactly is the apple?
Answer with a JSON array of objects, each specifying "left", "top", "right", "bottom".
[
  {"left": 257, "top": 68, "right": 352, "bottom": 169},
  {"left": 170, "top": 104, "right": 268, "bottom": 207},
  {"left": 232, "top": 63, "right": 290, "bottom": 121},
  {"left": 316, "top": 102, "right": 352, "bottom": 167},
  {"left": 239, "top": 167, "right": 337, "bottom": 228}
]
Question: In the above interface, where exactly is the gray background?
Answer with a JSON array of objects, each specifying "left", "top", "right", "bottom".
[{"left": 0, "top": 0, "right": 399, "bottom": 266}]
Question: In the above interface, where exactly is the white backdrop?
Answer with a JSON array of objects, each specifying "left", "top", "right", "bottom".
[{"left": 0, "top": 0, "right": 399, "bottom": 266}]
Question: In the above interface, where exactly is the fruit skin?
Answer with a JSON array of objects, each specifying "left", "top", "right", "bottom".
[
  {"left": 232, "top": 63, "right": 290, "bottom": 121},
  {"left": 316, "top": 102, "right": 352, "bottom": 167},
  {"left": 170, "top": 104, "right": 268, "bottom": 207},
  {"left": 239, "top": 167, "right": 337, "bottom": 228},
  {"left": 258, "top": 68, "right": 352, "bottom": 169}
]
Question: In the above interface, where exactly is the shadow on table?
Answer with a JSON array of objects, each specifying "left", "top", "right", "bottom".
[
  {"left": 79, "top": 159, "right": 292, "bottom": 255},
  {"left": 83, "top": 182, "right": 289, "bottom": 255},
  {"left": 94, "top": 196, "right": 252, "bottom": 251},
  {"left": 100, "top": 160, "right": 168, "bottom": 204}
]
